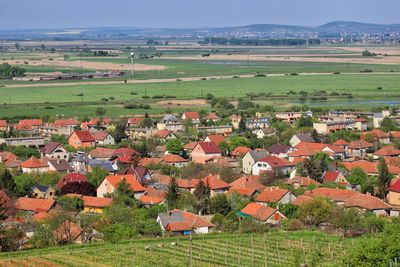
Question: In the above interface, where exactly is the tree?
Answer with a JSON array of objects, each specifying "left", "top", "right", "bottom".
[
  {"left": 95, "top": 107, "right": 106, "bottom": 118},
  {"left": 377, "top": 157, "right": 392, "bottom": 199},
  {"left": 0, "top": 166, "right": 15, "bottom": 195},
  {"left": 113, "top": 121, "right": 128, "bottom": 143},
  {"left": 347, "top": 167, "right": 368, "bottom": 185},
  {"left": 380, "top": 117, "right": 398, "bottom": 132},
  {"left": 299, "top": 152, "right": 332, "bottom": 183},
  {"left": 296, "top": 197, "right": 333, "bottom": 227},
  {"left": 57, "top": 196, "right": 83, "bottom": 211},
  {"left": 87, "top": 166, "right": 108, "bottom": 188},
  {"left": 139, "top": 113, "right": 153, "bottom": 128},
  {"left": 13, "top": 174, "right": 34, "bottom": 197},
  {"left": 210, "top": 194, "right": 231, "bottom": 215},
  {"left": 112, "top": 179, "right": 137, "bottom": 207},
  {"left": 166, "top": 178, "right": 180, "bottom": 209},
  {"left": 296, "top": 116, "right": 313, "bottom": 128},
  {"left": 193, "top": 181, "right": 210, "bottom": 215},
  {"left": 166, "top": 139, "right": 183, "bottom": 155},
  {"left": 238, "top": 116, "right": 247, "bottom": 133}
]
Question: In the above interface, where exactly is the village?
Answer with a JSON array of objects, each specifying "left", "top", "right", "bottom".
[{"left": 0, "top": 105, "right": 399, "bottom": 250}]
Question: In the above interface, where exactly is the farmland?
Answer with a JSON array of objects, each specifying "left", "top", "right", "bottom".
[{"left": 0, "top": 231, "right": 356, "bottom": 267}]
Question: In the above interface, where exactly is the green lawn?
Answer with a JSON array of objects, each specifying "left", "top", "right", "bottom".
[{"left": 0, "top": 231, "right": 356, "bottom": 267}]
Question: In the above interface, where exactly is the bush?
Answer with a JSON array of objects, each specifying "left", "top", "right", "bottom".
[
  {"left": 285, "top": 219, "right": 306, "bottom": 231},
  {"left": 142, "top": 96, "right": 150, "bottom": 99},
  {"left": 152, "top": 95, "right": 164, "bottom": 99},
  {"left": 130, "top": 92, "right": 138, "bottom": 95},
  {"left": 254, "top": 74, "right": 266, "bottom": 77}
]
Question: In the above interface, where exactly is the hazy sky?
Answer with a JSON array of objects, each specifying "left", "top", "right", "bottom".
[{"left": 1, "top": 0, "right": 399, "bottom": 29}]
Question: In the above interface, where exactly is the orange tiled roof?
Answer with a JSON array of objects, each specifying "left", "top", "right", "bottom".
[
  {"left": 333, "top": 139, "right": 349, "bottom": 146},
  {"left": 344, "top": 193, "right": 391, "bottom": 210},
  {"left": 303, "top": 188, "right": 357, "bottom": 202},
  {"left": 162, "top": 154, "right": 188, "bottom": 163},
  {"left": 286, "top": 176, "right": 321, "bottom": 187},
  {"left": 156, "top": 130, "right": 173, "bottom": 139},
  {"left": 374, "top": 146, "right": 400, "bottom": 157},
  {"left": 105, "top": 174, "right": 145, "bottom": 192},
  {"left": 204, "top": 135, "right": 225, "bottom": 145},
  {"left": 256, "top": 187, "right": 289, "bottom": 203},
  {"left": 241, "top": 202, "right": 279, "bottom": 222},
  {"left": 20, "top": 156, "right": 48, "bottom": 168},
  {"left": 183, "top": 112, "right": 200, "bottom": 120},
  {"left": 348, "top": 140, "right": 374, "bottom": 150},
  {"left": 202, "top": 174, "right": 230, "bottom": 190},
  {"left": 231, "top": 146, "right": 252, "bottom": 157},
  {"left": 177, "top": 179, "right": 200, "bottom": 189},
  {"left": 15, "top": 197, "right": 55, "bottom": 213},
  {"left": 292, "top": 195, "right": 314, "bottom": 206},
  {"left": 139, "top": 195, "right": 164, "bottom": 205},
  {"left": 82, "top": 196, "right": 112, "bottom": 208}
]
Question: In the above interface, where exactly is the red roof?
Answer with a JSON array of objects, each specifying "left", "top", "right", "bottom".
[
  {"left": 184, "top": 142, "right": 198, "bottom": 150},
  {"left": 203, "top": 112, "right": 220, "bottom": 121},
  {"left": 289, "top": 142, "right": 344, "bottom": 157},
  {"left": 292, "top": 195, "right": 314, "bottom": 206},
  {"left": 303, "top": 188, "right": 357, "bottom": 202},
  {"left": 231, "top": 146, "right": 252, "bottom": 157},
  {"left": 92, "top": 131, "right": 110, "bottom": 141},
  {"left": 170, "top": 209, "right": 214, "bottom": 229},
  {"left": 20, "top": 156, "right": 48, "bottom": 168},
  {"left": 127, "top": 117, "right": 144, "bottom": 125},
  {"left": 241, "top": 202, "right": 280, "bottom": 222},
  {"left": 374, "top": 146, "right": 400, "bottom": 157},
  {"left": 53, "top": 119, "right": 78, "bottom": 127},
  {"left": 177, "top": 179, "right": 200, "bottom": 189},
  {"left": 197, "top": 142, "right": 221, "bottom": 154},
  {"left": 333, "top": 139, "right": 349, "bottom": 146},
  {"left": 389, "top": 178, "right": 400, "bottom": 193},
  {"left": 139, "top": 157, "right": 162, "bottom": 167},
  {"left": 0, "top": 120, "right": 7, "bottom": 127},
  {"left": 202, "top": 174, "right": 230, "bottom": 190},
  {"left": 73, "top": 130, "right": 95, "bottom": 142},
  {"left": 258, "top": 156, "right": 295, "bottom": 168},
  {"left": 166, "top": 221, "right": 192, "bottom": 231},
  {"left": 162, "top": 154, "right": 188, "bottom": 163},
  {"left": 89, "top": 147, "right": 115, "bottom": 159},
  {"left": 344, "top": 193, "right": 391, "bottom": 210},
  {"left": 19, "top": 119, "right": 43, "bottom": 127},
  {"left": 256, "top": 187, "right": 289, "bottom": 203},
  {"left": 139, "top": 195, "right": 164, "bottom": 205},
  {"left": 113, "top": 147, "right": 139, "bottom": 157},
  {"left": 57, "top": 173, "right": 87, "bottom": 189},
  {"left": 342, "top": 161, "right": 400, "bottom": 175},
  {"left": 390, "top": 131, "right": 400, "bottom": 139},
  {"left": 82, "top": 196, "right": 112, "bottom": 208},
  {"left": 322, "top": 171, "right": 341, "bottom": 182},
  {"left": 15, "top": 197, "right": 55, "bottom": 213},
  {"left": 156, "top": 130, "right": 173, "bottom": 139},
  {"left": 348, "top": 140, "right": 374, "bottom": 150},
  {"left": 204, "top": 135, "right": 225, "bottom": 145},
  {"left": 286, "top": 176, "right": 321, "bottom": 187},
  {"left": 229, "top": 176, "right": 264, "bottom": 196},
  {"left": 105, "top": 174, "right": 145, "bottom": 192},
  {"left": 183, "top": 112, "right": 200, "bottom": 120}
]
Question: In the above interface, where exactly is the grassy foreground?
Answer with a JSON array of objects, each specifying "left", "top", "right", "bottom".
[{"left": 0, "top": 231, "right": 356, "bottom": 267}]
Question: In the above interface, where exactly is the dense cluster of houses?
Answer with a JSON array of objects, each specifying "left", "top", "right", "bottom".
[{"left": 1, "top": 108, "right": 400, "bottom": 243}]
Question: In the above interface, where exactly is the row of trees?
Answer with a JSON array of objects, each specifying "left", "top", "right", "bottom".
[
  {"left": 0, "top": 63, "right": 25, "bottom": 79},
  {"left": 201, "top": 37, "right": 321, "bottom": 46}
]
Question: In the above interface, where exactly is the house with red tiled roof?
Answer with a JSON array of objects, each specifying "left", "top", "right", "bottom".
[
  {"left": 321, "top": 170, "right": 349, "bottom": 185},
  {"left": 139, "top": 187, "right": 166, "bottom": 207},
  {"left": 40, "top": 141, "right": 70, "bottom": 161},
  {"left": 286, "top": 176, "right": 321, "bottom": 189},
  {"left": 20, "top": 156, "right": 49, "bottom": 173},
  {"left": 203, "top": 112, "right": 220, "bottom": 122},
  {"left": 53, "top": 118, "right": 79, "bottom": 128},
  {"left": 155, "top": 130, "right": 176, "bottom": 141},
  {"left": 228, "top": 176, "right": 264, "bottom": 197},
  {"left": 68, "top": 130, "right": 95, "bottom": 149},
  {"left": 303, "top": 188, "right": 358, "bottom": 204},
  {"left": 89, "top": 147, "right": 116, "bottom": 160},
  {"left": 288, "top": 142, "right": 346, "bottom": 161},
  {"left": 97, "top": 174, "right": 145, "bottom": 199},
  {"left": 292, "top": 195, "right": 314, "bottom": 206},
  {"left": 0, "top": 151, "right": 21, "bottom": 168},
  {"left": 0, "top": 120, "right": 8, "bottom": 131},
  {"left": 374, "top": 146, "right": 400, "bottom": 158},
  {"left": 82, "top": 196, "right": 112, "bottom": 213},
  {"left": 127, "top": 117, "right": 144, "bottom": 127},
  {"left": 203, "top": 134, "right": 225, "bottom": 146},
  {"left": 361, "top": 129, "right": 390, "bottom": 144},
  {"left": 202, "top": 174, "right": 230, "bottom": 196},
  {"left": 256, "top": 187, "right": 296, "bottom": 205},
  {"left": 177, "top": 179, "right": 200, "bottom": 193},
  {"left": 182, "top": 111, "right": 200, "bottom": 123},
  {"left": 342, "top": 160, "right": 400, "bottom": 176},
  {"left": 157, "top": 209, "right": 214, "bottom": 235},
  {"left": 289, "top": 134, "right": 315, "bottom": 147},
  {"left": 240, "top": 202, "right": 286, "bottom": 225},
  {"left": 390, "top": 131, "right": 400, "bottom": 140},
  {"left": 231, "top": 146, "right": 252, "bottom": 158},
  {"left": 346, "top": 140, "right": 374, "bottom": 158},
  {"left": 332, "top": 139, "right": 350, "bottom": 155},
  {"left": 252, "top": 156, "right": 295, "bottom": 176},
  {"left": 354, "top": 118, "right": 368, "bottom": 131},
  {"left": 57, "top": 173, "right": 88, "bottom": 191},
  {"left": 162, "top": 154, "right": 189, "bottom": 167},
  {"left": 388, "top": 178, "right": 400, "bottom": 206},
  {"left": 191, "top": 142, "right": 222, "bottom": 164},
  {"left": 18, "top": 119, "right": 43, "bottom": 129},
  {"left": 139, "top": 157, "right": 162, "bottom": 167},
  {"left": 91, "top": 131, "right": 115, "bottom": 145},
  {"left": 14, "top": 197, "right": 56, "bottom": 213}
]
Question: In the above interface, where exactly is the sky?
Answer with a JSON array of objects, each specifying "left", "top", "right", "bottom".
[{"left": 1, "top": 0, "right": 400, "bottom": 29}]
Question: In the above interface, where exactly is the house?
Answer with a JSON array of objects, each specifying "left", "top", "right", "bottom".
[
  {"left": 242, "top": 150, "right": 268, "bottom": 174},
  {"left": 0, "top": 151, "right": 21, "bottom": 168},
  {"left": 203, "top": 112, "right": 220, "bottom": 122},
  {"left": 361, "top": 129, "right": 390, "bottom": 144},
  {"left": 118, "top": 166, "right": 152, "bottom": 185},
  {"left": 288, "top": 142, "right": 346, "bottom": 160},
  {"left": 20, "top": 156, "right": 49, "bottom": 173},
  {"left": 202, "top": 174, "right": 230, "bottom": 196},
  {"left": 343, "top": 193, "right": 392, "bottom": 216},
  {"left": 177, "top": 179, "right": 200, "bottom": 193},
  {"left": 240, "top": 202, "right": 286, "bottom": 225},
  {"left": 157, "top": 209, "right": 214, "bottom": 235},
  {"left": 332, "top": 139, "right": 349, "bottom": 155},
  {"left": 57, "top": 173, "right": 88, "bottom": 191},
  {"left": 354, "top": 118, "right": 368, "bottom": 131},
  {"left": 48, "top": 159, "right": 73, "bottom": 173},
  {"left": 342, "top": 160, "right": 400, "bottom": 176},
  {"left": 303, "top": 188, "right": 358, "bottom": 205},
  {"left": 198, "top": 125, "right": 232, "bottom": 135},
  {"left": 203, "top": 134, "right": 225, "bottom": 146},
  {"left": 82, "top": 196, "right": 112, "bottom": 213},
  {"left": 252, "top": 156, "right": 295, "bottom": 176},
  {"left": 14, "top": 197, "right": 56, "bottom": 213},
  {"left": 254, "top": 128, "right": 276, "bottom": 139},
  {"left": 268, "top": 144, "right": 292, "bottom": 158},
  {"left": 0, "top": 120, "right": 8, "bottom": 131},
  {"left": 31, "top": 185, "right": 56, "bottom": 199},
  {"left": 182, "top": 112, "right": 200, "bottom": 123},
  {"left": 53, "top": 118, "right": 79, "bottom": 129},
  {"left": 388, "top": 178, "right": 400, "bottom": 206},
  {"left": 89, "top": 147, "right": 115, "bottom": 160},
  {"left": 321, "top": 170, "right": 349, "bottom": 185},
  {"left": 347, "top": 140, "right": 373, "bottom": 158},
  {"left": 191, "top": 142, "right": 222, "bottom": 164},
  {"left": 157, "top": 114, "right": 183, "bottom": 131},
  {"left": 127, "top": 127, "right": 155, "bottom": 140},
  {"left": 229, "top": 176, "right": 265, "bottom": 197},
  {"left": 231, "top": 146, "right": 252, "bottom": 158},
  {"left": 68, "top": 130, "right": 95, "bottom": 149},
  {"left": 139, "top": 187, "right": 166, "bottom": 207},
  {"left": 53, "top": 221, "right": 84, "bottom": 244},
  {"left": 0, "top": 136, "right": 45, "bottom": 147},
  {"left": 92, "top": 131, "right": 115, "bottom": 145},
  {"left": 40, "top": 141, "right": 70, "bottom": 161},
  {"left": 286, "top": 176, "right": 321, "bottom": 189},
  {"left": 275, "top": 112, "right": 303, "bottom": 124},
  {"left": 313, "top": 120, "right": 355, "bottom": 134},
  {"left": 162, "top": 154, "right": 189, "bottom": 167},
  {"left": 373, "top": 146, "right": 400, "bottom": 158},
  {"left": 155, "top": 130, "right": 176, "bottom": 141},
  {"left": 87, "top": 159, "right": 117, "bottom": 174},
  {"left": 289, "top": 134, "right": 315, "bottom": 147},
  {"left": 126, "top": 117, "right": 144, "bottom": 127},
  {"left": 256, "top": 187, "right": 296, "bottom": 205},
  {"left": 97, "top": 174, "right": 145, "bottom": 199}
]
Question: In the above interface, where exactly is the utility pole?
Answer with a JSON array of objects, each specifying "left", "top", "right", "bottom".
[{"left": 130, "top": 52, "right": 135, "bottom": 77}]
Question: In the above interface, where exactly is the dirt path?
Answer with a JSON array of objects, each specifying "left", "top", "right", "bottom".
[{"left": 3, "top": 72, "right": 399, "bottom": 88}]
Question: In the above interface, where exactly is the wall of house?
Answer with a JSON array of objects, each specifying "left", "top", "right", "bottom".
[
  {"left": 97, "top": 179, "right": 115, "bottom": 197},
  {"left": 388, "top": 191, "right": 400, "bottom": 206},
  {"left": 242, "top": 154, "right": 255, "bottom": 174},
  {"left": 194, "top": 227, "right": 209, "bottom": 234},
  {"left": 22, "top": 166, "right": 49, "bottom": 173},
  {"left": 83, "top": 207, "right": 104, "bottom": 213},
  {"left": 252, "top": 162, "right": 272, "bottom": 175}
]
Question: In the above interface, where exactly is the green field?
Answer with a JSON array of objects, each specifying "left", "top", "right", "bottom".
[{"left": 0, "top": 231, "right": 356, "bottom": 267}]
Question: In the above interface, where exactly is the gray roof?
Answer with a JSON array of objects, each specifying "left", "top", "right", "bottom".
[
  {"left": 294, "top": 134, "right": 315, "bottom": 142},
  {"left": 247, "top": 150, "right": 268, "bottom": 161},
  {"left": 161, "top": 114, "right": 178, "bottom": 123},
  {"left": 88, "top": 159, "right": 115, "bottom": 172},
  {"left": 40, "top": 141, "right": 62, "bottom": 154},
  {"left": 158, "top": 211, "right": 185, "bottom": 228}
]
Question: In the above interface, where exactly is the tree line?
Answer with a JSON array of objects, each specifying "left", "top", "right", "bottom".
[{"left": 201, "top": 37, "right": 321, "bottom": 46}]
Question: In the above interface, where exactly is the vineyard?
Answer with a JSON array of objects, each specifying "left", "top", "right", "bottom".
[{"left": 0, "top": 231, "right": 356, "bottom": 267}]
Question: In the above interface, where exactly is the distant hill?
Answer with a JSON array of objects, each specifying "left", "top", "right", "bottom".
[{"left": 0, "top": 21, "right": 399, "bottom": 39}]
